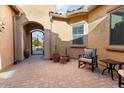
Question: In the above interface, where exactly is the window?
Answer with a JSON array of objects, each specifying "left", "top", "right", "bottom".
[
  {"left": 110, "top": 7, "right": 124, "bottom": 45},
  {"left": 72, "top": 24, "right": 84, "bottom": 45}
]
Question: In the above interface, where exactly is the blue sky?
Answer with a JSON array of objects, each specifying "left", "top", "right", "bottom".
[{"left": 56, "top": 5, "right": 82, "bottom": 13}]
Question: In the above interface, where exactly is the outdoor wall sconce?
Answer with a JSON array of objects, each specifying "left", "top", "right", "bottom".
[{"left": 0, "top": 21, "right": 5, "bottom": 32}]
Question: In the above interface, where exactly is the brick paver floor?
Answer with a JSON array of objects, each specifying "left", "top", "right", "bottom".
[{"left": 0, "top": 55, "right": 118, "bottom": 88}]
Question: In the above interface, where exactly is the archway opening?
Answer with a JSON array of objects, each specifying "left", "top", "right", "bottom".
[
  {"left": 23, "top": 21, "right": 44, "bottom": 58},
  {"left": 31, "top": 29, "right": 44, "bottom": 55}
]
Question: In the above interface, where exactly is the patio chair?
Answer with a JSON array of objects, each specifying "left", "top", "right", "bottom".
[
  {"left": 78, "top": 48, "right": 98, "bottom": 72},
  {"left": 118, "top": 70, "right": 124, "bottom": 87}
]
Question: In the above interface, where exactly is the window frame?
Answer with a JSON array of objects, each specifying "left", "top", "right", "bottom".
[
  {"left": 108, "top": 6, "right": 124, "bottom": 51},
  {"left": 71, "top": 22, "right": 86, "bottom": 48}
]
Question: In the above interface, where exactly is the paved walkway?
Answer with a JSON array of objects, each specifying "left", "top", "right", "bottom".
[{"left": 0, "top": 55, "right": 118, "bottom": 88}]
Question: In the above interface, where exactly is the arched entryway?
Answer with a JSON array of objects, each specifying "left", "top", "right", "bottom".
[
  {"left": 31, "top": 29, "right": 44, "bottom": 55},
  {"left": 23, "top": 21, "right": 44, "bottom": 58}
]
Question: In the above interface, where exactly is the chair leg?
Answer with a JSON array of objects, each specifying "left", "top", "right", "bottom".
[
  {"left": 92, "top": 62, "right": 94, "bottom": 72},
  {"left": 119, "top": 64, "right": 122, "bottom": 87},
  {"left": 95, "top": 56, "right": 98, "bottom": 68},
  {"left": 119, "top": 75, "right": 122, "bottom": 88},
  {"left": 78, "top": 61, "right": 80, "bottom": 68},
  {"left": 96, "top": 61, "right": 98, "bottom": 68}
]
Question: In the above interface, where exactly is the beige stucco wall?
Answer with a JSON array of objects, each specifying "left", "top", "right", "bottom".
[
  {"left": 0, "top": 5, "right": 16, "bottom": 70},
  {"left": 52, "top": 5, "right": 124, "bottom": 63},
  {"left": 15, "top": 14, "right": 27, "bottom": 61},
  {"left": 51, "top": 14, "right": 88, "bottom": 58},
  {"left": 88, "top": 6, "right": 110, "bottom": 64},
  {"left": 20, "top": 5, "right": 56, "bottom": 29},
  {"left": 68, "top": 15, "right": 88, "bottom": 58},
  {"left": 51, "top": 19, "right": 71, "bottom": 56},
  {"left": 88, "top": 5, "right": 124, "bottom": 66},
  {"left": 15, "top": 5, "right": 56, "bottom": 60}
]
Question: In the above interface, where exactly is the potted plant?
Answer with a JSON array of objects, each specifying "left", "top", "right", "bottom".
[
  {"left": 24, "top": 49, "right": 30, "bottom": 58},
  {"left": 52, "top": 40, "right": 60, "bottom": 62}
]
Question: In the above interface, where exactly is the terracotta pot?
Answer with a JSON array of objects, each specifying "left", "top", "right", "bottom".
[
  {"left": 52, "top": 53, "right": 60, "bottom": 62},
  {"left": 65, "top": 55, "right": 70, "bottom": 62},
  {"left": 60, "top": 56, "right": 66, "bottom": 64},
  {"left": 24, "top": 49, "right": 30, "bottom": 58}
]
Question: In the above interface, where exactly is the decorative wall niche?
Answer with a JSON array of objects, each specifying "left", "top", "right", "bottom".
[{"left": 0, "top": 21, "right": 5, "bottom": 32}]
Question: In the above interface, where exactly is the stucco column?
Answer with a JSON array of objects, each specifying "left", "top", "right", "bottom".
[
  {"left": 43, "top": 29, "right": 50, "bottom": 59},
  {"left": 16, "top": 26, "right": 25, "bottom": 61},
  {"left": 25, "top": 32, "right": 30, "bottom": 49},
  {"left": 13, "top": 16, "right": 18, "bottom": 62},
  {"left": 21, "top": 26, "right": 25, "bottom": 60}
]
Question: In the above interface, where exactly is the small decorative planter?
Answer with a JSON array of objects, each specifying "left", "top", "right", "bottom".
[
  {"left": 52, "top": 53, "right": 60, "bottom": 62},
  {"left": 24, "top": 49, "right": 30, "bottom": 58},
  {"left": 60, "top": 56, "right": 66, "bottom": 64},
  {"left": 65, "top": 55, "right": 70, "bottom": 62},
  {"left": 0, "top": 21, "right": 5, "bottom": 32},
  {"left": 60, "top": 55, "right": 70, "bottom": 64}
]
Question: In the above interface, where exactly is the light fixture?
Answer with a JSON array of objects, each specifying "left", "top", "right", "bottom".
[{"left": 0, "top": 21, "right": 5, "bottom": 32}]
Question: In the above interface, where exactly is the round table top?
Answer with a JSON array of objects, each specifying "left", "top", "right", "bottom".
[{"left": 118, "top": 70, "right": 124, "bottom": 78}]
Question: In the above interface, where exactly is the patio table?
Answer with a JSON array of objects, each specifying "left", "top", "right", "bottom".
[{"left": 100, "top": 59, "right": 124, "bottom": 80}]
